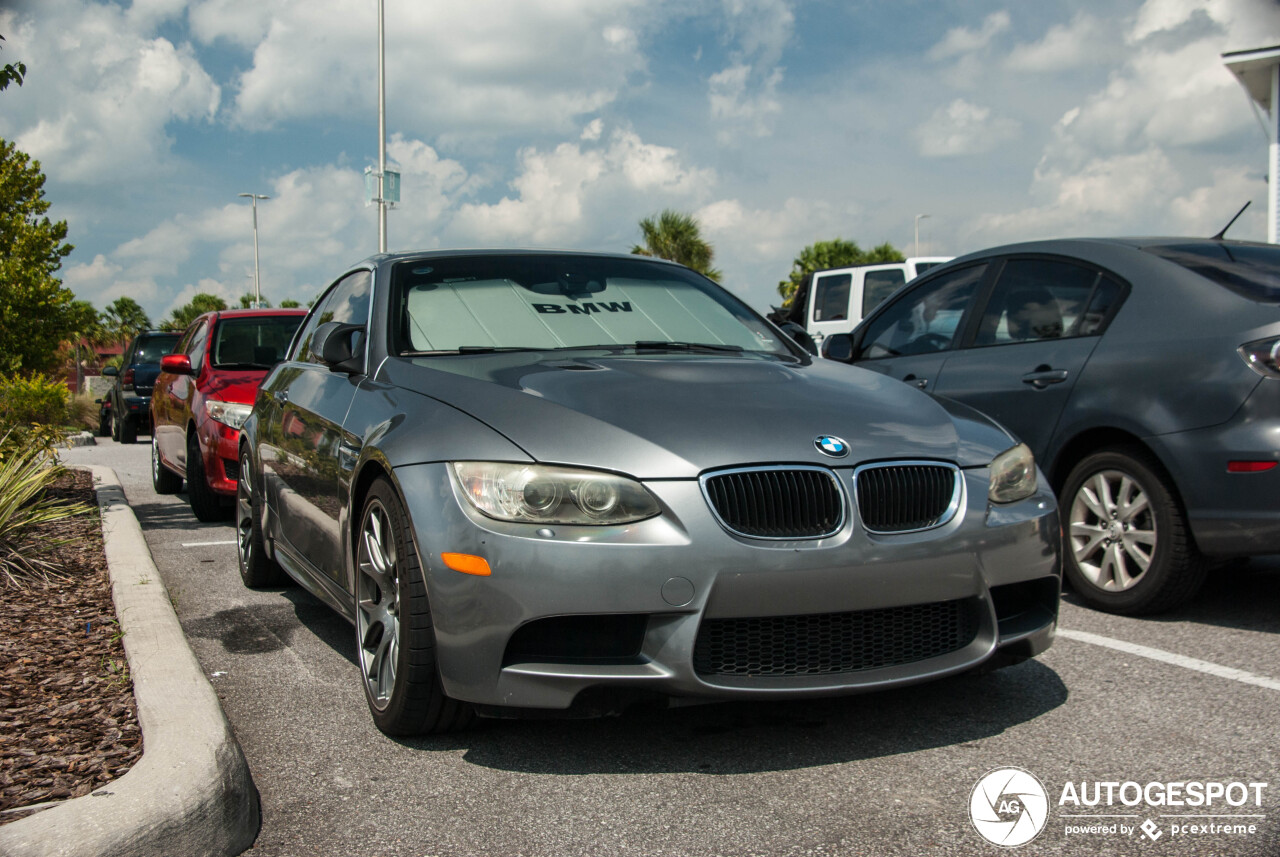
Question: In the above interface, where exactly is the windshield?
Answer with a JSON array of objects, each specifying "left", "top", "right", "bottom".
[
  {"left": 1142, "top": 243, "right": 1280, "bottom": 304},
  {"left": 211, "top": 316, "right": 305, "bottom": 368},
  {"left": 134, "top": 335, "right": 181, "bottom": 364},
  {"left": 390, "top": 254, "right": 794, "bottom": 358}
]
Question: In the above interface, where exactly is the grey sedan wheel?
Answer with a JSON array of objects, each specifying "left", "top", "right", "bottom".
[
  {"left": 356, "top": 477, "right": 472, "bottom": 735},
  {"left": 236, "top": 450, "right": 286, "bottom": 587},
  {"left": 1060, "top": 448, "right": 1207, "bottom": 615}
]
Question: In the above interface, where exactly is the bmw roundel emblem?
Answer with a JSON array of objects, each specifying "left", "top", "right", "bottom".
[{"left": 815, "top": 435, "right": 849, "bottom": 458}]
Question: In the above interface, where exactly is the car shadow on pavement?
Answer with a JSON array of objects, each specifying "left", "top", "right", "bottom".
[
  {"left": 394, "top": 660, "right": 1067, "bottom": 776},
  {"left": 1061, "top": 556, "right": 1280, "bottom": 635},
  {"left": 127, "top": 498, "right": 234, "bottom": 532},
  {"left": 180, "top": 587, "right": 357, "bottom": 661}
]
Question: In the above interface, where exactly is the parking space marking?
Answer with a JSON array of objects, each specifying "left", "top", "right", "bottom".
[
  {"left": 179, "top": 539, "right": 237, "bottom": 547},
  {"left": 1058, "top": 628, "right": 1280, "bottom": 692}
]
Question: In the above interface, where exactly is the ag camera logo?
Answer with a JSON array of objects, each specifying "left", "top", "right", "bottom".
[{"left": 970, "top": 767, "right": 1050, "bottom": 847}]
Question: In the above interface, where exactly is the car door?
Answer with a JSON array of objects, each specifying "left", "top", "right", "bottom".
[
  {"left": 850, "top": 262, "right": 989, "bottom": 393},
  {"left": 808, "top": 269, "right": 857, "bottom": 345},
  {"left": 261, "top": 270, "right": 371, "bottom": 588},
  {"left": 929, "top": 257, "right": 1125, "bottom": 458},
  {"left": 159, "top": 319, "right": 210, "bottom": 471}
]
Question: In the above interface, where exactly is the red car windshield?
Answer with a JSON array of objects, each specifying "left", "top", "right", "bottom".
[{"left": 211, "top": 316, "right": 304, "bottom": 369}]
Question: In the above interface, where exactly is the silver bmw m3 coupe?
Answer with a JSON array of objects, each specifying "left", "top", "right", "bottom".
[{"left": 236, "top": 250, "right": 1060, "bottom": 735}]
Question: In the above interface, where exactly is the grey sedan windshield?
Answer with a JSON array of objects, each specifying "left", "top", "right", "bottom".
[{"left": 236, "top": 250, "right": 1060, "bottom": 736}]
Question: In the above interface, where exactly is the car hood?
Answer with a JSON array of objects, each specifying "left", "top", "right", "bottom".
[{"left": 383, "top": 353, "right": 1013, "bottom": 478}]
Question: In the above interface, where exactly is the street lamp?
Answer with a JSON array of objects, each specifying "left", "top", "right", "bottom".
[
  {"left": 238, "top": 193, "right": 270, "bottom": 308},
  {"left": 914, "top": 214, "right": 931, "bottom": 257},
  {"left": 377, "top": 0, "right": 387, "bottom": 253}
]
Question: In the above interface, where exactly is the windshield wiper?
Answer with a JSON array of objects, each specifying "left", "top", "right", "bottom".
[{"left": 633, "top": 341, "right": 744, "bottom": 353}]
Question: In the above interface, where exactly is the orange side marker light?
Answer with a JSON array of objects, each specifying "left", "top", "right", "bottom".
[{"left": 441, "top": 552, "right": 492, "bottom": 576}]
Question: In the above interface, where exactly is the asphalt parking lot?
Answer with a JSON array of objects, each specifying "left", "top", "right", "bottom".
[{"left": 65, "top": 438, "right": 1280, "bottom": 857}]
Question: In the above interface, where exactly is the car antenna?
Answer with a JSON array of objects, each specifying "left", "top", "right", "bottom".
[{"left": 1211, "top": 200, "right": 1250, "bottom": 241}]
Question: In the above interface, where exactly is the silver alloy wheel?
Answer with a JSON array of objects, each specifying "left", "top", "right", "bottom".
[
  {"left": 357, "top": 500, "right": 400, "bottom": 710},
  {"left": 151, "top": 435, "right": 161, "bottom": 483},
  {"left": 235, "top": 453, "right": 254, "bottom": 569},
  {"left": 1068, "top": 468, "right": 1157, "bottom": 592}
]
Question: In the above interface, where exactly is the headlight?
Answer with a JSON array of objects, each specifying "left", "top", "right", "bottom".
[
  {"left": 450, "top": 462, "right": 660, "bottom": 525},
  {"left": 1239, "top": 336, "right": 1280, "bottom": 379},
  {"left": 989, "top": 443, "right": 1037, "bottom": 504},
  {"left": 204, "top": 399, "right": 252, "bottom": 430}
]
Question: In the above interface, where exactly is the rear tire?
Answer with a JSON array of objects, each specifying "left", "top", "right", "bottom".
[
  {"left": 236, "top": 449, "right": 286, "bottom": 587},
  {"left": 1060, "top": 447, "right": 1207, "bottom": 615},
  {"left": 110, "top": 410, "right": 122, "bottom": 442},
  {"left": 151, "top": 435, "right": 183, "bottom": 494},
  {"left": 98, "top": 411, "right": 111, "bottom": 437},
  {"left": 118, "top": 414, "right": 137, "bottom": 445},
  {"left": 186, "top": 432, "right": 227, "bottom": 522},
  {"left": 356, "top": 477, "right": 473, "bottom": 736}
]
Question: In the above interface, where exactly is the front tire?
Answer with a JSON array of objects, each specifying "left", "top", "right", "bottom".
[
  {"left": 1060, "top": 447, "right": 1207, "bottom": 615},
  {"left": 236, "top": 449, "right": 286, "bottom": 587},
  {"left": 98, "top": 411, "right": 111, "bottom": 438},
  {"left": 152, "top": 435, "right": 183, "bottom": 494},
  {"left": 356, "top": 477, "right": 473, "bottom": 736},
  {"left": 186, "top": 432, "right": 227, "bottom": 522}
]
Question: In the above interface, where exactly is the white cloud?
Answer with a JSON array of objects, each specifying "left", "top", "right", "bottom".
[
  {"left": 1, "top": 0, "right": 219, "bottom": 184},
  {"left": 706, "top": 0, "right": 794, "bottom": 139},
  {"left": 914, "top": 99, "right": 1021, "bottom": 157},
  {"left": 1006, "top": 14, "right": 1110, "bottom": 72},
  {"left": 231, "top": 0, "right": 650, "bottom": 135},
  {"left": 188, "top": 0, "right": 274, "bottom": 48},
  {"left": 929, "top": 11, "right": 1011, "bottom": 60}
]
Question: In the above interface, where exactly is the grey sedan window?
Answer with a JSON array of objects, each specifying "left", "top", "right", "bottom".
[
  {"left": 973, "top": 259, "right": 1101, "bottom": 346},
  {"left": 858, "top": 264, "right": 986, "bottom": 359},
  {"left": 294, "top": 270, "right": 372, "bottom": 363},
  {"left": 393, "top": 256, "right": 787, "bottom": 356}
]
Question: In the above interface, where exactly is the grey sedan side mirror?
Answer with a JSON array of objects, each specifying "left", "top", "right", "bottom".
[
  {"left": 823, "top": 333, "right": 856, "bottom": 363},
  {"left": 312, "top": 322, "right": 366, "bottom": 374}
]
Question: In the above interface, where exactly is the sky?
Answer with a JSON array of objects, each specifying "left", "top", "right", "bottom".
[{"left": 1, "top": 0, "right": 1278, "bottom": 322}]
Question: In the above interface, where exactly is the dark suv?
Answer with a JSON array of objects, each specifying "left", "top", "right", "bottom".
[{"left": 102, "top": 330, "right": 182, "bottom": 443}]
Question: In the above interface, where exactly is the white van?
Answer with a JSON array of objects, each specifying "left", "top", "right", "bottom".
[{"left": 801, "top": 257, "right": 951, "bottom": 345}]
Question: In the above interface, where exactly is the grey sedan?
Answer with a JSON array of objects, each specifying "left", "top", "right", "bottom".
[
  {"left": 236, "top": 250, "right": 1059, "bottom": 735},
  {"left": 823, "top": 238, "right": 1280, "bottom": 616}
]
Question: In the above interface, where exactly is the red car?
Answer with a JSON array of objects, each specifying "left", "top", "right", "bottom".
[{"left": 151, "top": 308, "right": 307, "bottom": 521}]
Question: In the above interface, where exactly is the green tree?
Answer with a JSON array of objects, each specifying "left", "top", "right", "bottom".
[
  {"left": 239, "top": 292, "right": 271, "bottom": 309},
  {"left": 776, "top": 238, "right": 904, "bottom": 303},
  {"left": 1, "top": 35, "right": 25, "bottom": 92},
  {"left": 0, "top": 139, "right": 76, "bottom": 375},
  {"left": 163, "top": 293, "right": 227, "bottom": 331},
  {"left": 61, "top": 299, "right": 108, "bottom": 392},
  {"left": 631, "top": 209, "right": 722, "bottom": 282},
  {"left": 101, "top": 296, "right": 151, "bottom": 346},
  {"left": 278, "top": 298, "right": 301, "bottom": 308}
]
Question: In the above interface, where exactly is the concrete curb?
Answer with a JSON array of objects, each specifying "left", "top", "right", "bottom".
[
  {"left": 0, "top": 465, "right": 259, "bottom": 857},
  {"left": 62, "top": 431, "right": 97, "bottom": 448}
]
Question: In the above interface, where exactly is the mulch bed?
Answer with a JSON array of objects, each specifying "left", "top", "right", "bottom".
[{"left": 0, "top": 468, "right": 142, "bottom": 824}]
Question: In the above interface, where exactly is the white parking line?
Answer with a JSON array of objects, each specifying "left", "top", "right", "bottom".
[
  {"left": 179, "top": 540, "right": 237, "bottom": 547},
  {"left": 1058, "top": 628, "right": 1280, "bottom": 692}
]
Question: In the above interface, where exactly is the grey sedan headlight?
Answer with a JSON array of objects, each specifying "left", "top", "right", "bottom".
[
  {"left": 450, "top": 462, "right": 660, "bottom": 525},
  {"left": 989, "top": 443, "right": 1037, "bottom": 504}
]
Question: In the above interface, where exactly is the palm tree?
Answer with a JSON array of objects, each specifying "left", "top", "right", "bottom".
[
  {"left": 163, "top": 293, "right": 227, "bottom": 331},
  {"left": 101, "top": 297, "right": 151, "bottom": 347},
  {"left": 239, "top": 292, "right": 271, "bottom": 309},
  {"left": 631, "top": 209, "right": 722, "bottom": 282}
]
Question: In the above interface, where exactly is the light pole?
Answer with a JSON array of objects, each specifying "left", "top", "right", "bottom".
[
  {"left": 377, "top": 0, "right": 387, "bottom": 253},
  {"left": 914, "top": 214, "right": 930, "bottom": 257},
  {"left": 238, "top": 193, "right": 270, "bottom": 307}
]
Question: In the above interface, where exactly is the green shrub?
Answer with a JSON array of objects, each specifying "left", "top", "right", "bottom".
[
  {"left": 0, "top": 429, "right": 91, "bottom": 588},
  {"left": 0, "top": 374, "right": 70, "bottom": 427},
  {"left": 68, "top": 393, "right": 99, "bottom": 431}
]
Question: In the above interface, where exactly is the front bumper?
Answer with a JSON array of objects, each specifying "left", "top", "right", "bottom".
[{"left": 394, "top": 463, "right": 1060, "bottom": 711}]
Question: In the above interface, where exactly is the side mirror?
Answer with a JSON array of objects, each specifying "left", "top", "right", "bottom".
[
  {"left": 312, "top": 322, "right": 366, "bottom": 374},
  {"left": 102, "top": 366, "right": 118, "bottom": 377},
  {"left": 160, "top": 354, "right": 194, "bottom": 376},
  {"left": 822, "top": 333, "right": 856, "bottom": 363}
]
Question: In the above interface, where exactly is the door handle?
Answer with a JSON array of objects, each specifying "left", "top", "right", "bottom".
[
  {"left": 1022, "top": 368, "right": 1069, "bottom": 389},
  {"left": 902, "top": 373, "right": 929, "bottom": 390}
]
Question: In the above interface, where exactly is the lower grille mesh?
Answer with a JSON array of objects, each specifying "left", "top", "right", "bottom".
[{"left": 693, "top": 599, "right": 978, "bottom": 677}]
